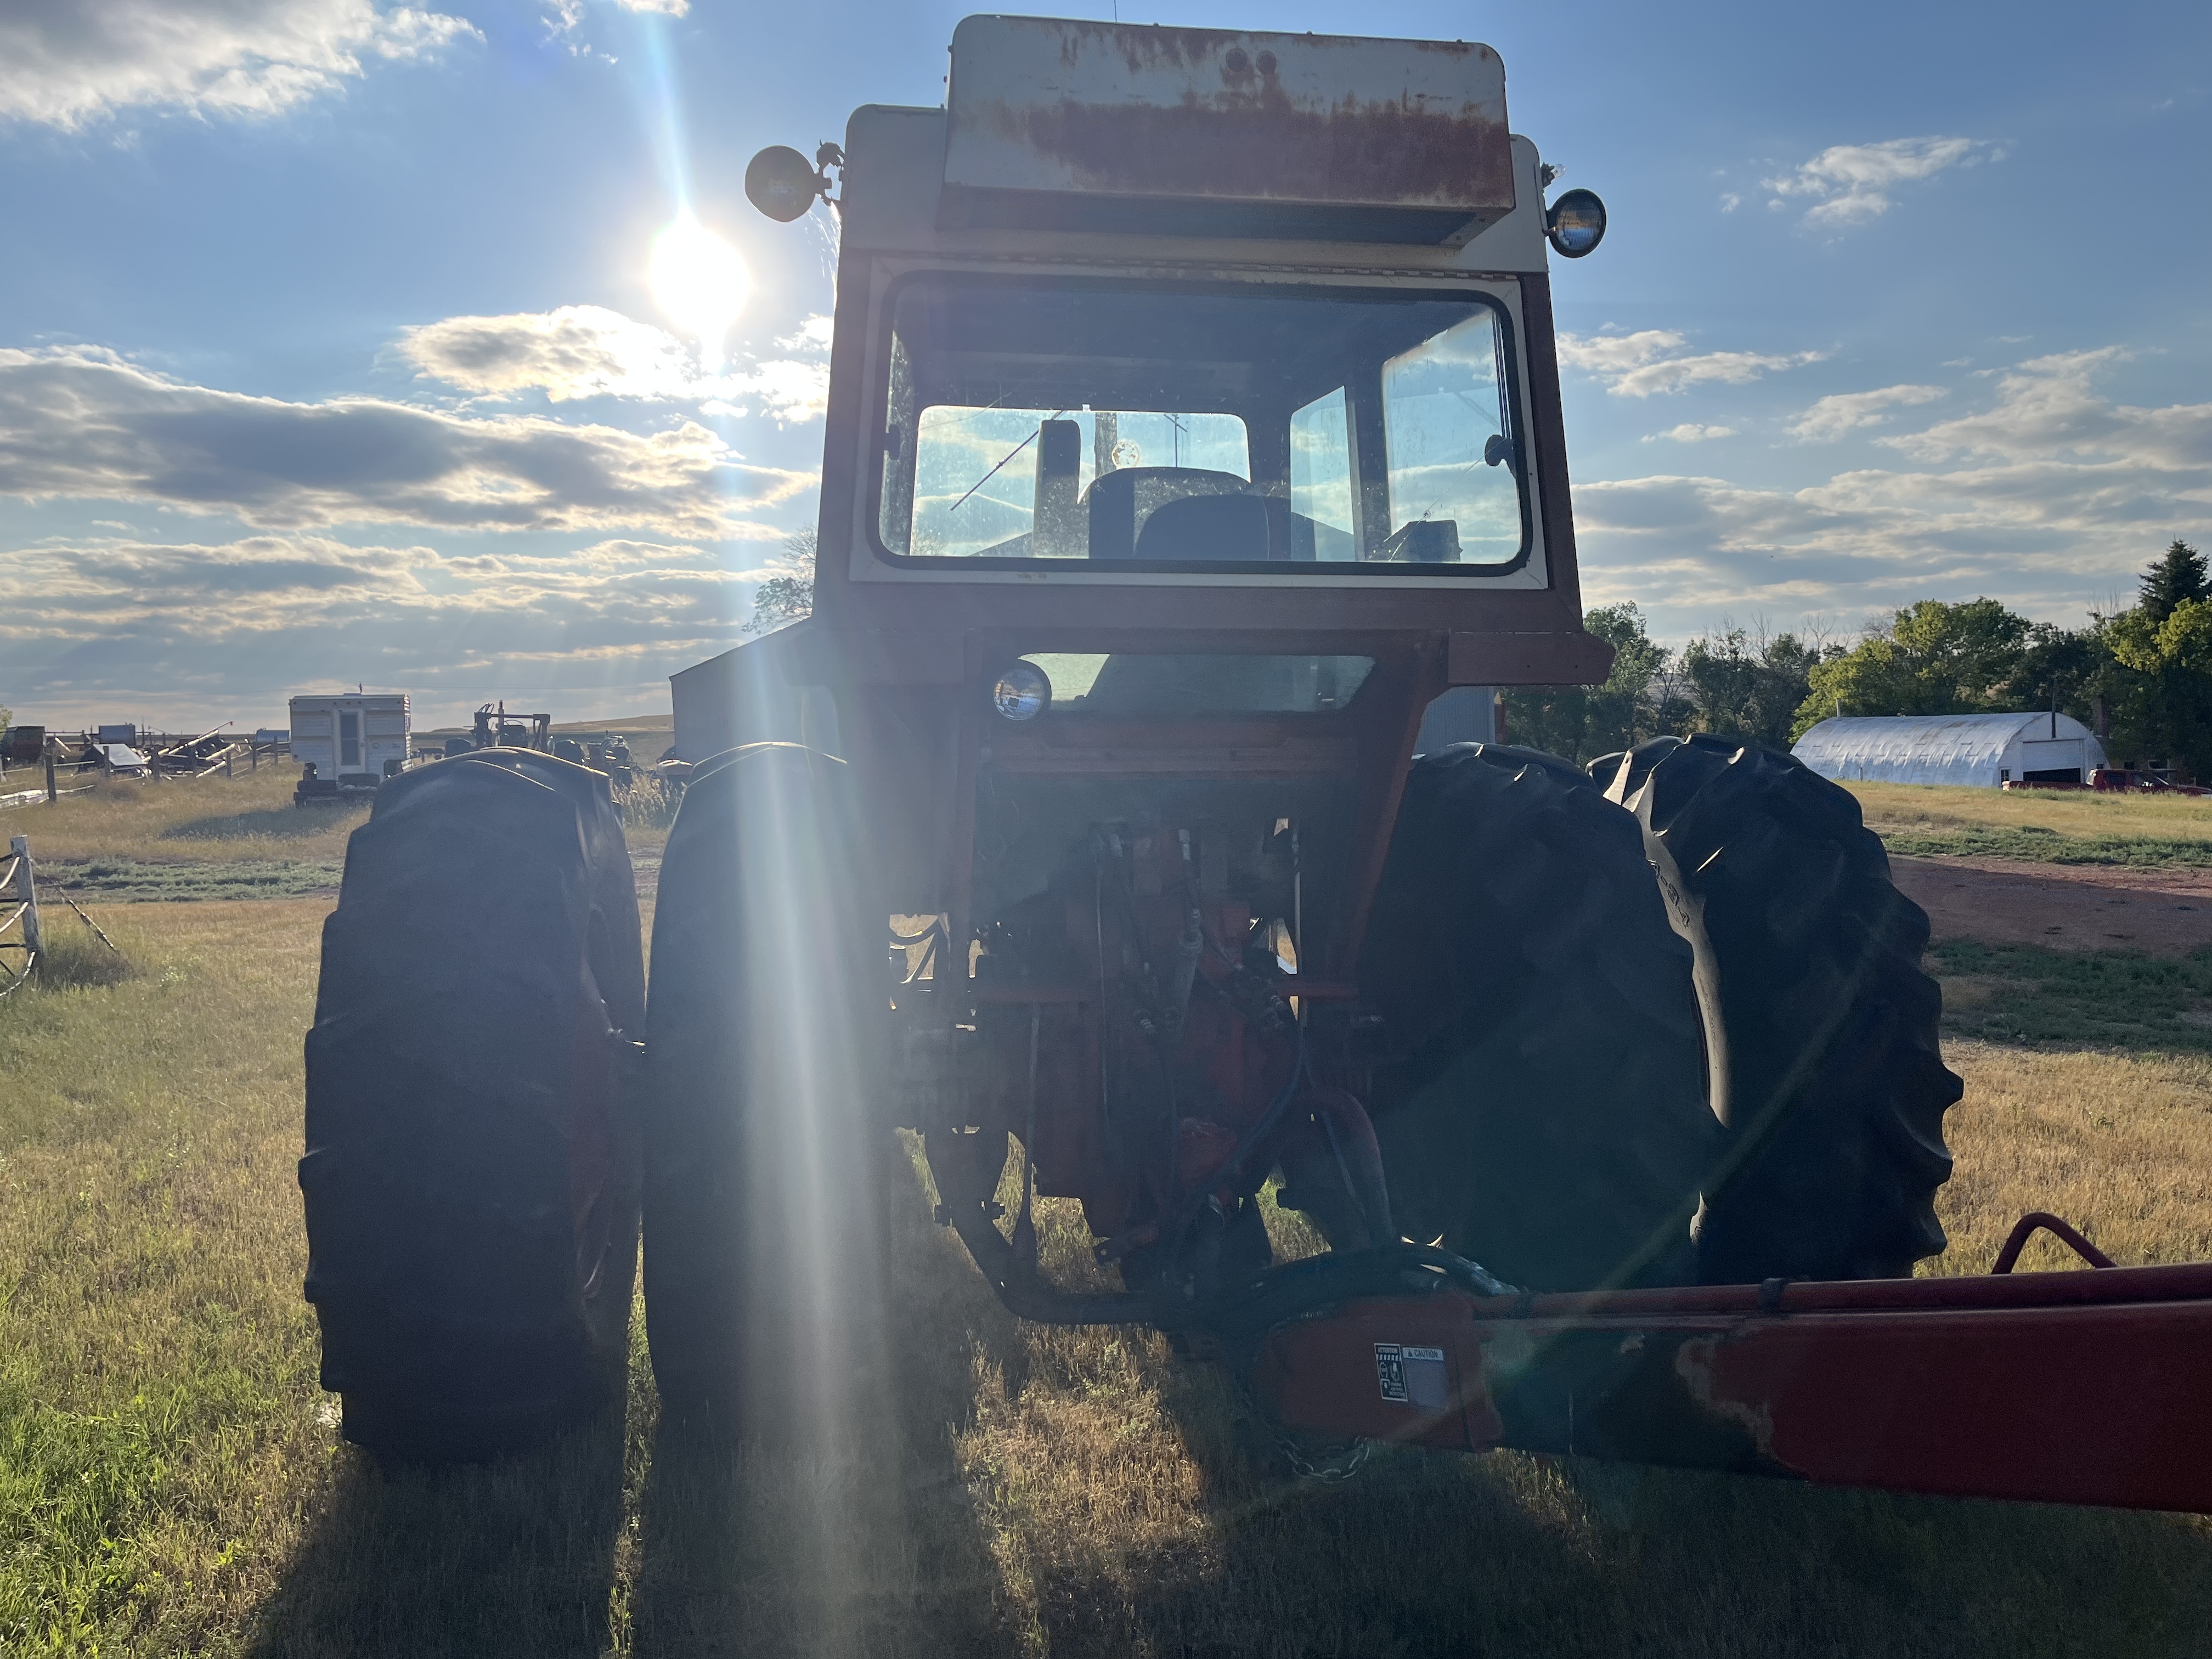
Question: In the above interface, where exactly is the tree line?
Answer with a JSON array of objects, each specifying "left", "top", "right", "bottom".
[{"left": 1502, "top": 540, "right": 2212, "bottom": 778}]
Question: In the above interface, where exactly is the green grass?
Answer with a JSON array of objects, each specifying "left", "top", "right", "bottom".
[
  {"left": 1936, "top": 939, "right": 2212, "bottom": 1052},
  {"left": 9, "top": 903, "right": 2212, "bottom": 1654},
  {"left": 1884, "top": 824, "right": 2212, "bottom": 866},
  {"left": 46, "top": 859, "right": 343, "bottom": 900}
]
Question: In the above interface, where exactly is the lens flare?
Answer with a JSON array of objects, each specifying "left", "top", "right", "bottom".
[{"left": 651, "top": 213, "right": 750, "bottom": 363}]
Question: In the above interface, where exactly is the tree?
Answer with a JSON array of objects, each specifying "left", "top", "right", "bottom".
[
  {"left": 743, "top": 528, "right": 816, "bottom": 635},
  {"left": 2103, "top": 589, "right": 2212, "bottom": 778},
  {"left": 1984, "top": 619, "right": 2114, "bottom": 737},
  {"left": 1680, "top": 623, "right": 1829, "bottom": 752},
  {"left": 1793, "top": 597, "right": 2032, "bottom": 737},
  {"left": 2139, "top": 539, "right": 2208, "bottom": 626},
  {"left": 1499, "top": 602, "right": 1676, "bottom": 763}
]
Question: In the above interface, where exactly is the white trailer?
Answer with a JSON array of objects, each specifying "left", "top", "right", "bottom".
[{"left": 291, "top": 692, "right": 410, "bottom": 804}]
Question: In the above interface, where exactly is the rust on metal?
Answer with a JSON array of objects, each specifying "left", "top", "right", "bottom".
[
  {"left": 944, "top": 18, "right": 1514, "bottom": 221},
  {"left": 1443, "top": 1263, "right": 2212, "bottom": 1511}
]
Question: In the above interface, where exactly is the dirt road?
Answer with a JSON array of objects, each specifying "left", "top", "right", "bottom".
[{"left": 1890, "top": 854, "right": 2212, "bottom": 955}]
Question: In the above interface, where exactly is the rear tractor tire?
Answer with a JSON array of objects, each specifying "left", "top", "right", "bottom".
[
  {"left": 641, "top": 743, "right": 891, "bottom": 1440},
  {"left": 1351, "top": 744, "right": 1719, "bottom": 1291},
  {"left": 1599, "top": 735, "right": 1962, "bottom": 1282},
  {"left": 301, "top": 751, "right": 645, "bottom": 1460}
]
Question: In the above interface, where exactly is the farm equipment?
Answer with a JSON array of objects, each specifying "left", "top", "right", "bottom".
[
  {"left": 292, "top": 692, "right": 411, "bottom": 805},
  {"left": 300, "top": 19, "right": 2212, "bottom": 1507},
  {"left": 460, "top": 701, "right": 553, "bottom": 755}
]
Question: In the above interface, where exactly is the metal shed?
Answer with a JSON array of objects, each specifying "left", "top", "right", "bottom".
[{"left": 1792, "top": 712, "right": 2108, "bottom": 788}]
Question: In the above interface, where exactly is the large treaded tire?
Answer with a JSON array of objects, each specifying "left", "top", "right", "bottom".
[
  {"left": 302, "top": 752, "right": 645, "bottom": 1460},
  {"left": 1354, "top": 744, "right": 1719, "bottom": 1290},
  {"left": 1602, "top": 735, "right": 1961, "bottom": 1282},
  {"left": 642, "top": 744, "right": 889, "bottom": 1437}
]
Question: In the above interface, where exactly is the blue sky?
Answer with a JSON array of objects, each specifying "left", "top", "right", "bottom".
[{"left": 1, "top": 0, "right": 2205, "bottom": 729}]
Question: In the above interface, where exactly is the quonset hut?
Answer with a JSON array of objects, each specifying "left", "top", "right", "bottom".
[{"left": 1791, "top": 712, "right": 2108, "bottom": 788}]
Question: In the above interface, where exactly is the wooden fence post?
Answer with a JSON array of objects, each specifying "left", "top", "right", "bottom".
[
  {"left": 44, "top": 749, "right": 57, "bottom": 804},
  {"left": 10, "top": 834, "right": 40, "bottom": 960}
]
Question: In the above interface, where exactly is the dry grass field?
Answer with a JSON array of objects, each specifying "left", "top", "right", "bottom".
[
  {"left": 1847, "top": 779, "right": 2212, "bottom": 866},
  {"left": 8, "top": 778, "right": 2212, "bottom": 1654},
  {"left": 2, "top": 755, "right": 671, "bottom": 903},
  {"left": 4, "top": 765, "right": 365, "bottom": 868}
]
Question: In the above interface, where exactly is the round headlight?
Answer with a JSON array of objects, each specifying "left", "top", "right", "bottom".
[
  {"left": 990, "top": 661, "right": 1052, "bottom": 723},
  {"left": 744, "top": 145, "right": 822, "bottom": 223},
  {"left": 1546, "top": 188, "right": 1607, "bottom": 259}
]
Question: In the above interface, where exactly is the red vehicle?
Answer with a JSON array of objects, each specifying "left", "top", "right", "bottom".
[{"left": 299, "top": 18, "right": 2212, "bottom": 1509}]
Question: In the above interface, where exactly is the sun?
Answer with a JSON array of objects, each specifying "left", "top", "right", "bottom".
[{"left": 650, "top": 213, "right": 749, "bottom": 364}]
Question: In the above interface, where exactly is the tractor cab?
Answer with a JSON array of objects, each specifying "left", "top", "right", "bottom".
[{"left": 676, "top": 16, "right": 1610, "bottom": 968}]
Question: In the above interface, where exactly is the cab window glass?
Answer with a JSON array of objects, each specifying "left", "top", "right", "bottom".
[
  {"left": 876, "top": 276, "right": 1527, "bottom": 571},
  {"left": 1289, "top": 388, "right": 1356, "bottom": 562},
  {"left": 1380, "top": 311, "right": 1521, "bottom": 565},
  {"left": 910, "top": 408, "right": 1249, "bottom": 560}
]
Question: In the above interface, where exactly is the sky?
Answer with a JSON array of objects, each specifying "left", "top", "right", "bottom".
[{"left": 0, "top": 0, "right": 2205, "bottom": 731}]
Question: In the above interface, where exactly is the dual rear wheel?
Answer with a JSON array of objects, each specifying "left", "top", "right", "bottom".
[{"left": 303, "top": 735, "right": 1958, "bottom": 1459}]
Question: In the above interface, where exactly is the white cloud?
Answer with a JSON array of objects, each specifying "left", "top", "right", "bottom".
[
  {"left": 541, "top": 0, "right": 685, "bottom": 59},
  {"left": 400, "top": 306, "right": 698, "bottom": 402},
  {"left": 1556, "top": 330, "right": 1825, "bottom": 398},
  {"left": 0, "top": 346, "right": 812, "bottom": 537},
  {"left": 1572, "top": 350, "right": 2211, "bottom": 632},
  {"left": 399, "top": 304, "right": 833, "bottom": 424},
  {"left": 721, "top": 358, "right": 831, "bottom": 425},
  {"left": 1787, "top": 383, "right": 1948, "bottom": 442},
  {"left": 1879, "top": 349, "right": 2208, "bottom": 471},
  {"left": 1762, "top": 137, "right": 2001, "bottom": 229},
  {"left": 1644, "top": 424, "right": 1737, "bottom": 443},
  {"left": 0, "top": 529, "right": 771, "bottom": 724},
  {"left": 0, "top": 0, "right": 478, "bottom": 129}
]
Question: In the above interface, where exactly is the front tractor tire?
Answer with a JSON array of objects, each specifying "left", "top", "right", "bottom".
[
  {"left": 641, "top": 743, "right": 889, "bottom": 1437},
  {"left": 301, "top": 752, "right": 646, "bottom": 1460}
]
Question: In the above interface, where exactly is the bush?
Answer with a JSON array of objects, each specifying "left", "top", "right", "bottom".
[{"left": 619, "top": 774, "right": 682, "bottom": 833}]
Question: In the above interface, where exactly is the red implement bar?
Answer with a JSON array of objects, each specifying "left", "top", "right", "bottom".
[{"left": 1250, "top": 1262, "right": 2212, "bottom": 1512}]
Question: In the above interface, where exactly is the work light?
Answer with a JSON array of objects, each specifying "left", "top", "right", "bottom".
[
  {"left": 1546, "top": 188, "right": 1607, "bottom": 258},
  {"left": 746, "top": 145, "right": 825, "bottom": 222}
]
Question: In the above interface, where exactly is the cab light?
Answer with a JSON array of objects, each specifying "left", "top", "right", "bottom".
[{"left": 990, "top": 661, "right": 1052, "bottom": 722}]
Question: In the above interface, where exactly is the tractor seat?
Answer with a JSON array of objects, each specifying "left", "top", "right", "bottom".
[{"left": 1085, "top": 466, "right": 1268, "bottom": 561}]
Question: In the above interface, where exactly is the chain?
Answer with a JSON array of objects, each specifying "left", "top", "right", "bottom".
[{"left": 1228, "top": 1361, "right": 1375, "bottom": 1484}]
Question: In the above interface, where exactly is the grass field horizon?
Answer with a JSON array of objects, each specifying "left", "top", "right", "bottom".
[{"left": 8, "top": 775, "right": 2212, "bottom": 1652}]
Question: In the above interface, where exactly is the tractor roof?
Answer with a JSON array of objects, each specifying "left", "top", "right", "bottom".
[{"left": 940, "top": 16, "right": 1515, "bottom": 246}]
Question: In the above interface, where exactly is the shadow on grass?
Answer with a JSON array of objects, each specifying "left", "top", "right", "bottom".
[
  {"left": 240, "top": 1409, "right": 630, "bottom": 1659},
  {"left": 626, "top": 1152, "right": 1020, "bottom": 1657},
  {"left": 161, "top": 805, "right": 365, "bottom": 845},
  {"left": 1935, "top": 939, "right": 2212, "bottom": 1053}
]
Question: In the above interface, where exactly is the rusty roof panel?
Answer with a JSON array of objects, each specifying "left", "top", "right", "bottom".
[{"left": 942, "top": 17, "right": 1514, "bottom": 245}]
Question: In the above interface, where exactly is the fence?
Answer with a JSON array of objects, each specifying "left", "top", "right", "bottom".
[{"left": 1, "top": 833, "right": 42, "bottom": 995}]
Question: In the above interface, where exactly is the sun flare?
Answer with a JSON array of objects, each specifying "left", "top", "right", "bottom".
[{"left": 650, "top": 213, "right": 749, "bottom": 363}]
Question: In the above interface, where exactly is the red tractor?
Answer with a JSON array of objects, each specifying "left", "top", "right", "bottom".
[{"left": 301, "top": 19, "right": 2212, "bottom": 1506}]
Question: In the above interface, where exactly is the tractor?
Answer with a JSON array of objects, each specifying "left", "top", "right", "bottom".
[{"left": 301, "top": 19, "right": 2212, "bottom": 1506}]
